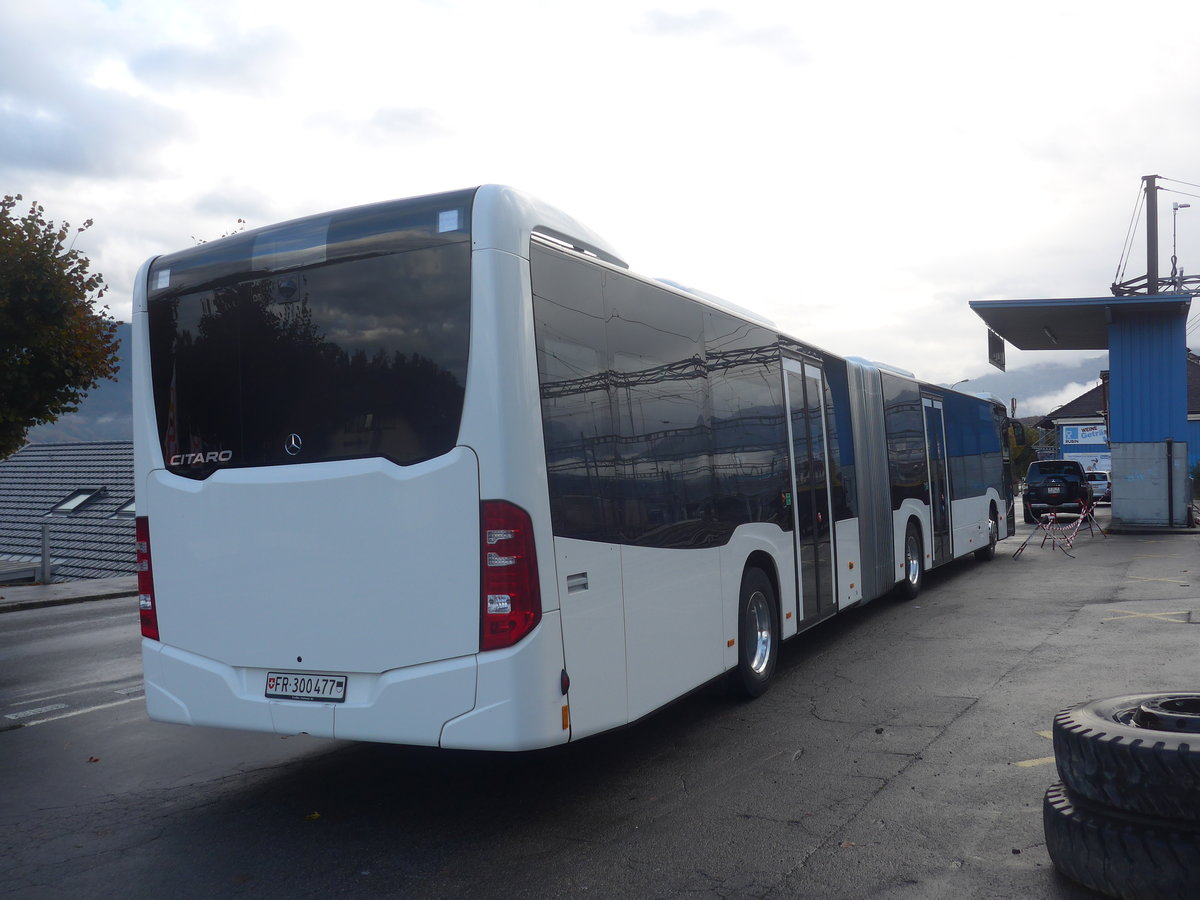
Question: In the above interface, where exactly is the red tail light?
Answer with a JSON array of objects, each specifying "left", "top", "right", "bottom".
[
  {"left": 135, "top": 516, "right": 159, "bottom": 641},
  {"left": 480, "top": 500, "right": 541, "bottom": 651}
]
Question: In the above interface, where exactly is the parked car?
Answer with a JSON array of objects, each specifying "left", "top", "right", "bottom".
[
  {"left": 1085, "top": 470, "right": 1112, "bottom": 504},
  {"left": 1022, "top": 460, "right": 1093, "bottom": 523}
]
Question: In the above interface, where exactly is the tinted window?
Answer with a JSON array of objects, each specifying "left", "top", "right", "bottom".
[
  {"left": 707, "top": 311, "right": 790, "bottom": 535},
  {"left": 532, "top": 245, "right": 621, "bottom": 541},
  {"left": 1027, "top": 461, "right": 1085, "bottom": 480},
  {"left": 880, "top": 372, "right": 928, "bottom": 507},
  {"left": 148, "top": 191, "right": 474, "bottom": 478},
  {"left": 819, "top": 357, "right": 855, "bottom": 519},
  {"left": 605, "top": 269, "right": 713, "bottom": 547},
  {"left": 532, "top": 244, "right": 792, "bottom": 548},
  {"left": 943, "top": 392, "right": 1002, "bottom": 501}
]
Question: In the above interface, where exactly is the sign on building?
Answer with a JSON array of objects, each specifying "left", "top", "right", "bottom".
[{"left": 1061, "top": 423, "right": 1108, "bottom": 446}]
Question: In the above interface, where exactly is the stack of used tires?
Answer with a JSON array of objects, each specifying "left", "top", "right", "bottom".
[{"left": 1044, "top": 693, "right": 1200, "bottom": 899}]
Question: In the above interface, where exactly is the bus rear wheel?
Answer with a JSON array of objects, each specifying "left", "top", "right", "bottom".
[
  {"left": 895, "top": 521, "right": 924, "bottom": 601},
  {"left": 974, "top": 506, "right": 998, "bottom": 561},
  {"left": 732, "top": 568, "right": 778, "bottom": 699}
]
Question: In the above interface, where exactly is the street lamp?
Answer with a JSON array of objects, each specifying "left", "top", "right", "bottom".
[
  {"left": 1172, "top": 201, "right": 1190, "bottom": 289},
  {"left": 951, "top": 378, "right": 970, "bottom": 390}
]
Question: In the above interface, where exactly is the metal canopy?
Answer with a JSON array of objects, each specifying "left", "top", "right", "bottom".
[{"left": 968, "top": 294, "right": 1192, "bottom": 350}]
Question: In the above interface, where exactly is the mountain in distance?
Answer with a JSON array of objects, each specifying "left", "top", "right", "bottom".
[
  {"left": 25, "top": 322, "right": 133, "bottom": 444},
  {"left": 953, "top": 355, "right": 1108, "bottom": 419}
]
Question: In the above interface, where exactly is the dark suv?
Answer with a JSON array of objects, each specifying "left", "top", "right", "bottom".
[{"left": 1023, "top": 460, "right": 1093, "bottom": 522}]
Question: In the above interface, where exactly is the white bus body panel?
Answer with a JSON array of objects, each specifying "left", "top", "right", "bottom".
[
  {"left": 143, "top": 639, "right": 478, "bottom": 744},
  {"left": 458, "top": 246, "right": 562, "bottom": 615},
  {"left": 140, "top": 450, "right": 485, "bottom": 742},
  {"left": 834, "top": 517, "right": 864, "bottom": 607},
  {"left": 950, "top": 488, "right": 1003, "bottom": 559},
  {"left": 622, "top": 545, "right": 724, "bottom": 722},
  {"left": 144, "top": 450, "right": 481, "bottom": 673},
  {"left": 471, "top": 185, "right": 624, "bottom": 267},
  {"left": 439, "top": 614, "right": 568, "bottom": 751},
  {"left": 557, "top": 524, "right": 794, "bottom": 741},
  {"left": 555, "top": 537, "right": 628, "bottom": 739}
]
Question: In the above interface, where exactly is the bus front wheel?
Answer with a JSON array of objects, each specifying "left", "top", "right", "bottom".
[{"left": 732, "top": 568, "right": 778, "bottom": 699}]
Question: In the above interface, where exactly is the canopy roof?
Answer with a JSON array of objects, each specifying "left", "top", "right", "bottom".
[{"left": 968, "top": 294, "right": 1192, "bottom": 350}]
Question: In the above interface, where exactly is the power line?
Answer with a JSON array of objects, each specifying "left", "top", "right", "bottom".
[
  {"left": 1159, "top": 176, "right": 1200, "bottom": 191},
  {"left": 1159, "top": 187, "right": 1200, "bottom": 202},
  {"left": 1115, "top": 180, "right": 1145, "bottom": 283}
]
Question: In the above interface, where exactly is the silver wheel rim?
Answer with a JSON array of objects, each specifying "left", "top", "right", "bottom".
[
  {"left": 988, "top": 517, "right": 997, "bottom": 547},
  {"left": 747, "top": 590, "right": 773, "bottom": 675},
  {"left": 905, "top": 533, "right": 921, "bottom": 585}
]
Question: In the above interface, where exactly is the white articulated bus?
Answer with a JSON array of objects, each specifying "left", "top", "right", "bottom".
[{"left": 134, "top": 186, "right": 1013, "bottom": 751}]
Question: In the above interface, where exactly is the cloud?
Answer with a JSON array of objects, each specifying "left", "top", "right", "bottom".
[
  {"left": 0, "top": 3, "right": 187, "bottom": 178},
  {"left": 0, "top": 91, "right": 185, "bottom": 178},
  {"left": 642, "top": 8, "right": 732, "bottom": 36},
  {"left": 640, "top": 7, "right": 808, "bottom": 65},
  {"left": 308, "top": 107, "right": 446, "bottom": 143},
  {"left": 128, "top": 27, "right": 292, "bottom": 91}
]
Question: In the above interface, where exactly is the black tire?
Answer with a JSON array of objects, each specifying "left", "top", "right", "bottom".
[
  {"left": 1023, "top": 504, "right": 1036, "bottom": 524},
  {"left": 731, "top": 568, "right": 778, "bottom": 699},
  {"left": 894, "top": 520, "right": 923, "bottom": 601},
  {"left": 1053, "top": 693, "right": 1200, "bottom": 823},
  {"left": 1043, "top": 782, "right": 1200, "bottom": 900},
  {"left": 974, "top": 506, "right": 998, "bottom": 561}
]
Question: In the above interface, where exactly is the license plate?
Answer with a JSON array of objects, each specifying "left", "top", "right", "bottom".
[
  {"left": 265, "top": 671, "right": 347, "bottom": 703},
  {"left": 1047, "top": 486, "right": 1062, "bottom": 495}
]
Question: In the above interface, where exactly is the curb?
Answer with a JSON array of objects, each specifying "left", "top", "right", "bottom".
[{"left": 0, "top": 589, "right": 138, "bottom": 614}]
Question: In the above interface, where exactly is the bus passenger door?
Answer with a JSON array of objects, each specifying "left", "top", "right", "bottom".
[
  {"left": 922, "top": 396, "right": 951, "bottom": 567},
  {"left": 784, "top": 359, "right": 836, "bottom": 622}
]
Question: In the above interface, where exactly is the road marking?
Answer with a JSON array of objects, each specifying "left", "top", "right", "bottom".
[
  {"left": 4, "top": 703, "right": 68, "bottom": 721},
  {"left": 19, "top": 696, "right": 142, "bottom": 728},
  {"left": 1014, "top": 730, "right": 1055, "bottom": 767},
  {"left": 1101, "top": 609, "right": 1190, "bottom": 623},
  {"left": 1015, "top": 756, "right": 1056, "bottom": 768}
]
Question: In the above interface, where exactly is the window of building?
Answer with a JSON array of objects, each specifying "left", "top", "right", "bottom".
[{"left": 47, "top": 488, "right": 106, "bottom": 515}]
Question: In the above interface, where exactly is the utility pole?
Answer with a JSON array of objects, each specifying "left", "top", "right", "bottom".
[
  {"left": 1112, "top": 173, "right": 1200, "bottom": 296},
  {"left": 1111, "top": 173, "right": 1200, "bottom": 295},
  {"left": 1144, "top": 174, "right": 1159, "bottom": 294}
]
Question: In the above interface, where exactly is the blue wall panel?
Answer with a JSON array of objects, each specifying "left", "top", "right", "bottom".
[{"left": 1107, "top": 312, "right": 1188, "bottom": 442}]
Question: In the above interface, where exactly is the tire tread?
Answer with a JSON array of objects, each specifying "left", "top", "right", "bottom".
[
  {"left": 1044, "top": 782, "right": 1200, "bottom": 900},
  {"left": 1054, "top": 696, "right": 1200, "bottom": 823}
]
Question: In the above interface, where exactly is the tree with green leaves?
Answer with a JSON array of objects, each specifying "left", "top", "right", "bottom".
[{"left": 0, "top": 195, "right": 120, "bottom": 458}]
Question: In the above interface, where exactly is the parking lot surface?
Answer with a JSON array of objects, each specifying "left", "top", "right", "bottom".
[{"left": 2, "top": 505, "right": 1197, "bottom": 898}]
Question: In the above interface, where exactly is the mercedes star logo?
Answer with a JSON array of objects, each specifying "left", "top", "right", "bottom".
[{"left": 284, "top": 433, "right": 303, "bottom": 456}]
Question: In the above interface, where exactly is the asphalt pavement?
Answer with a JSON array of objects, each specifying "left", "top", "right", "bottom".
[
  {"left": 2, "top": 505, "right": 1199, "bottom": 897},
  {"left": 0, "top": 574, "right": 137, "bottom": 612}
]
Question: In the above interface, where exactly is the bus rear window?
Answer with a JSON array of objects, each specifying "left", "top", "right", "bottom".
[{"left": 146, "top": 191, "right": 474, "bottom": 478}]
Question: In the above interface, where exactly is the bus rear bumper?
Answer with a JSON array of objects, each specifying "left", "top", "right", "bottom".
[{"left": 142, "top": 639, "right": 478, "bottom": 747}]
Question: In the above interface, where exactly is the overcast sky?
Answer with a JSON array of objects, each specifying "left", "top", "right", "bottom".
[{"left": 4, "top": 0, "right": 1199, "bottom": 416}]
